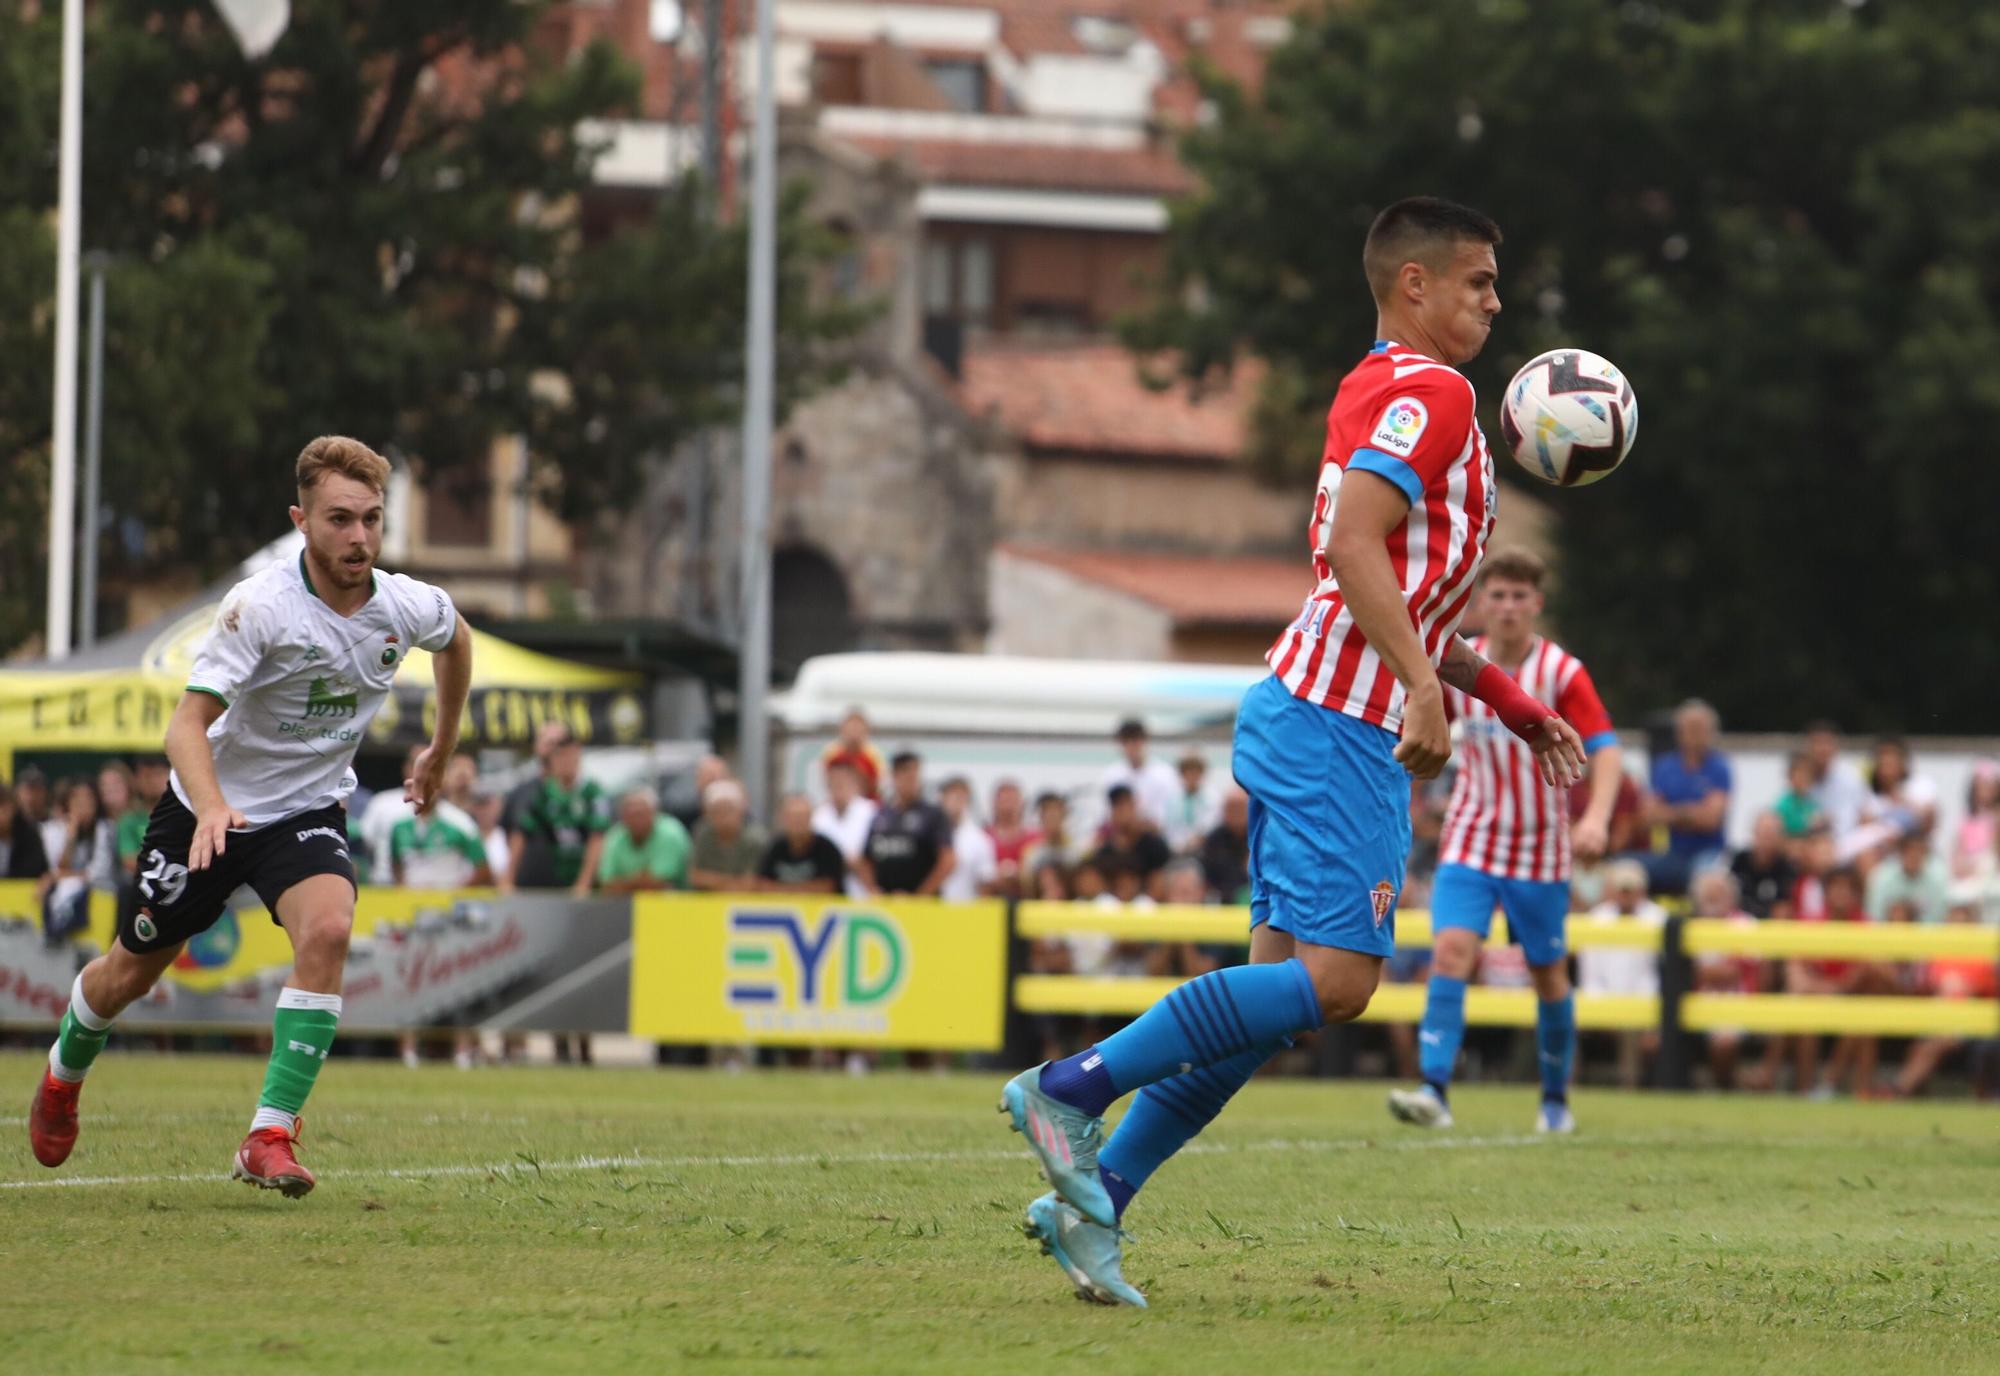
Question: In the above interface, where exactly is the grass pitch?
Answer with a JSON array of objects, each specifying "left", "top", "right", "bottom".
[{"left": 2, "top": 1052, "right": 1994, "bottom": 1375}]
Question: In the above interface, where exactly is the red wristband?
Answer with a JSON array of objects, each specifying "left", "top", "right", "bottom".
[{"left": 1473, "top": 663, "right": 1557, "bottom": 743}]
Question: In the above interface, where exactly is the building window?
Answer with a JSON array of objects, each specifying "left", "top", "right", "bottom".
[
  {"left": 814, "top": 50, "right": 863, "bottom": 105},
  {"left": 959, "top": 238, "right": 993, "bottom": 325},
  {"left": 923, "top": 240, "right": 955, "bottom": 313},
  {"left": 924, "top": 59, "right": 986, "bottom": 113}
]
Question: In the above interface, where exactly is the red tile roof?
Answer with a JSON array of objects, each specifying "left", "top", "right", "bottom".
[
  {"left": 1002, "top": 544, "right": 1306, "bottom": 625},
  {"left": 960, "top": 341, "right": 1256, "bottom": 461},
  {"left": 842, "top": 136, "right": 1193, "bottom": 196}
]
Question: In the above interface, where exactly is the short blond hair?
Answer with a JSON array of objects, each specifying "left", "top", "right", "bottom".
[{"left": 296, "top": 436, "right": 390, "bottom": 502}]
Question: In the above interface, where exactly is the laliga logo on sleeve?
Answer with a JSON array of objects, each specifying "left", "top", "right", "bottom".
[{"left": 1371, "top": 397, "right": 1428, "bottom": 455}]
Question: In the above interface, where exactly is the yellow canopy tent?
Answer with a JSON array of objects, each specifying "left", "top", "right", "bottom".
[{"left": 0, "top": 598, "right": 647, "bottom": 772}]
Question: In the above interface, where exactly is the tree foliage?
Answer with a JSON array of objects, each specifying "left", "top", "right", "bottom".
[
  {"left": 1128, "top": 0, "right": 2000, "bottom": 732},
  {"left": 1, "top": 0, "right": 857, "bottom": 654}
]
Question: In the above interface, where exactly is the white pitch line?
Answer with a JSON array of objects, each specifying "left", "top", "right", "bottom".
[{"left": 0, "top": 1131, "right": 1632, "bottom": 1192}]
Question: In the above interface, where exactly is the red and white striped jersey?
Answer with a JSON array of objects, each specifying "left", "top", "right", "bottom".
[
  {"left": 1439, "top": 635, "right": 1617, "bottom": 882},
  {"left": 1266, "top": 341, "right": 1496, "bottom": 732}
]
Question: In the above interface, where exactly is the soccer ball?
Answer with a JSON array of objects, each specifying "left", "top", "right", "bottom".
[{"left": 1498, "top": 349, "right": 1638, "bottom": 486}]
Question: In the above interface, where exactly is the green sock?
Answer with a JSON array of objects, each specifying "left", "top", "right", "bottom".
[
  {"left": 50, "top": 976, "right": 112, "bottom": 1083},
  {"left": 254, "top": 988, "right": 342, "bottom": 1130}
]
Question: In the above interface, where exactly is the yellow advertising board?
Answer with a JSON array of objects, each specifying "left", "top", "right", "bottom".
[{"left": 629, "top": 895, "right": 1007, "bottom": 1050}]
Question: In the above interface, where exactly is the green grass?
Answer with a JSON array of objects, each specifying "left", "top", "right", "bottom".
[{"left": 2, "top": 1052, "right": 1995, "bottom": 1375}]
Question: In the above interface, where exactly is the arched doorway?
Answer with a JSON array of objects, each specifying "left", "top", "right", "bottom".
[{"left": 771, "top": 545, "right": 856, "bottom": 680}]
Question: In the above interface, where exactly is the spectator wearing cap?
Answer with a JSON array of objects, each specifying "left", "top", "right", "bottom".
[
  {"left": 1640, "top": 698, "right": 1732, "bottom": 894},
  {"left": 592, "top": 788, "right": 694, "bottom": 892},
  {"left": 1098, "top": 718, "right": 1179, "bottom": 834},
  {"left": 819, "top": 708, "right": 887, "bottom": 802},
  {"left": 1866, "top": 831, "right": 1949, "bottom": 925},
  {"left": 1164, "top": 751, "right": 1221, "bottom": 853},
  {"left": 1091, "top": 785, "right": 1171, "bottom": 901},
  {"left": 0, "top": 784, "right": 50, "bottom": 881},
  {"left": 688, "top": 779, "right": 769, "bottom": 891},
  {"left": 938, "top": 777, "right": 998, "bottom": 901},
  {"left": 855, "top": 751, "right": 954, "bottom": 896},
  {"left": 811, "top": 758, "right": 878, "bottom": 899},
  {"left": 758, "top": 793, "right": 847, "bottom": 894}
]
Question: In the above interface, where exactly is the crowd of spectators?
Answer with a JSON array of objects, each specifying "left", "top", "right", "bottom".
[{"left": 6, "top": 702, "right": 1994, "bottom": 1096}]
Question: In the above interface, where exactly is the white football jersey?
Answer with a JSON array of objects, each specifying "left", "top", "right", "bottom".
[{"left": 174, "top": 554, "right": 457, "bottom": 826}]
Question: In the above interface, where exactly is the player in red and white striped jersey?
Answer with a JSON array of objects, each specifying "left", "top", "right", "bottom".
[
  {"left": 1389, "top": 549, "right": 1626, "bottom": 1136},
  {"left": 1000, "top": 200, "right": 1591, "bottom": 1309}
]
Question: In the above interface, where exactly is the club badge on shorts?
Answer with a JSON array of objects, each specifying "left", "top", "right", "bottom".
[{"left": 1369, "top": 879, "right": 1397, "bottom": 929}]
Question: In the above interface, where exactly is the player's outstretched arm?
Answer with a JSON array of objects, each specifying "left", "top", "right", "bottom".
[
  {"left": 166, "top": 690, "right": 247, "bottom": 871},
  {"left": 406, "top": 616, "right": 474, "bottom": 816},
  {"left": 1439, "top": 638, "right": 1586, "bottom": 787},
  {"left": 1326, "top": 471, "right": 1450, "bottom": 778}
]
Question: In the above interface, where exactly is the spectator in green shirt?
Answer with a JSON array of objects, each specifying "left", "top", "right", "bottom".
[
  {"left": 591, "top": 788, "right": 694, "bottom": 893},
  {"left": 101, "top": 761, "right": 147, "bottom": 879},
  {"left": 501, "top": 728, "right": 612, "bottom": 896},
  {"left": 689, "top": 778, "right": 768, "bottom": 891}
]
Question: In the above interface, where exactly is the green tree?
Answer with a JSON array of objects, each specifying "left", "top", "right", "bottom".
[
  {"left": 1129, "top": 0, "right": 2000, "bottom": 732},
  {"left": 0, "top": 0, "right": 856, "bottom": 654}
]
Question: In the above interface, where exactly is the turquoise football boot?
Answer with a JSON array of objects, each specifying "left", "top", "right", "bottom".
[
  {"left": 1024, "top": 1193, "right": 1146, "bottom": 1308},
  {"left": 999, "top": 1065, "right": 1114, "bottom": 1227}
]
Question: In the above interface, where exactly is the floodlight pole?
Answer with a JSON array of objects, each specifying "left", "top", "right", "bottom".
[
  {"left": 736, "top": 0, "right": 777, "bottom": 821},
  {"left": 45, "top": 0, "right": 84, "bottom": 661}
]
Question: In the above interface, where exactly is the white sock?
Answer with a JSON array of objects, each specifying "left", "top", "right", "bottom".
[{"left": 250, "top": 1105, "right": 299, "bottom": 1134}]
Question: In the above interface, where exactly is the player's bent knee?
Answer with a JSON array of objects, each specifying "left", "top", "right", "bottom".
[
  {"left": 1432, "top": 929, "right": 1481, "bottom": 979},
  {"left": 1297, "top": 948, "right": 1382, "bottom": 1025}
]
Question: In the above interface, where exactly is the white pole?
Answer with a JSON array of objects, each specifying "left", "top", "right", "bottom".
[
  {"left": 45, "top": 0, "right": 84, "bottom": 662},
  {"left": 80, "top": 254, "right": 107, "bottom": 649},
  {"left": 736, "top": 0, "right": 777, "bottom": 821}
]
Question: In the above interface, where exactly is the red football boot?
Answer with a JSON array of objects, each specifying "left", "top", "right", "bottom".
[
  {"left": 28, "top": 1069, "right": 82, "bottom": 1168},
  {"left": 231, "top": 1121, "right": 316, "bottom": 1198}
]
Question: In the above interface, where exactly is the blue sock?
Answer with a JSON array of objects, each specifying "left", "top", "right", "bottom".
[
  {"left": 1537, "top": 994, "right": 1576, "bottom": 1104},
  {"left": 1099, "top": 1039, "right": 1285, "bottom": 1221},
  {"left": 1418, "top": 973, "right": 1468, "bottom": 1096},
  {"left": 1039, "top": 960, "right": 1320, "bottom": 1116}
]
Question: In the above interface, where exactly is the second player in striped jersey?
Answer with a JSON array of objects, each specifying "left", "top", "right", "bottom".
[{"left": 1389, "top": 548, "right": 1625, "bottom": 1135}]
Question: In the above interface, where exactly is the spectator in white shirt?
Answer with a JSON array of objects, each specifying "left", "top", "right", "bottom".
[
  {"left": 1581, "top": 859, "right": 1667, "bottom": 1087},
  {"left": 938, "top": 776, "right": 997, "bottom": 901},
  {"left": 1098, "top": 718, "right": 1180, "bottom": 833},
  {"left": 1164, "top": 751, "right": 1222, "bottom": 852},
  {"left": 812, "top": 759, "right": 879, "bottom": 899},
  {"left": 1802, "top": 720, "right": 1872, "bottom": 858}
]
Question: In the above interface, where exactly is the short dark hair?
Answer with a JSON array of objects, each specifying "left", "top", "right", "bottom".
[
  {"left": 890, "top": 750, "right": 921, "bottom": 771},
  {"left": 1115, "top": 718, "right": 1147, "bottom": 741},
  {"left": 1105, "top": 784, "right": 1135, "bottom": 807},
  {"left": 1363, "top": 196, "right": 1502, "bottom": 302},
  {"left": 1477, "top": 547, "right": 1547, "bottom": 590},
  {"left": 1033, "top": 790, "right": 1066, "bottom": 811},
  {"left": 939, "top": 775, "right": 971, "bottom": 795},
  {"left": 1823, "top": 865, "right": 1863, "bottom": 896}
]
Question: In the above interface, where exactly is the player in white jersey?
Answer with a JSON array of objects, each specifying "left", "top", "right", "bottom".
[
  {"left": 1388, "top": 549, "right": 1623, "bottom": 1134},
  {"left": 29, "top": 437, "right": 472, "bottom": 1196}
]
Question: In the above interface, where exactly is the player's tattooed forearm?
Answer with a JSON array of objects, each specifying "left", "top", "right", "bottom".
[{"left": 1438, "top": 637, "right": 1489, "bottom": 694}]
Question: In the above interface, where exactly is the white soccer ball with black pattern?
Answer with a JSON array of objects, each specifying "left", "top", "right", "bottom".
[{"left": 1499, "top": 349, "right": 1638, "bottom": 487}]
